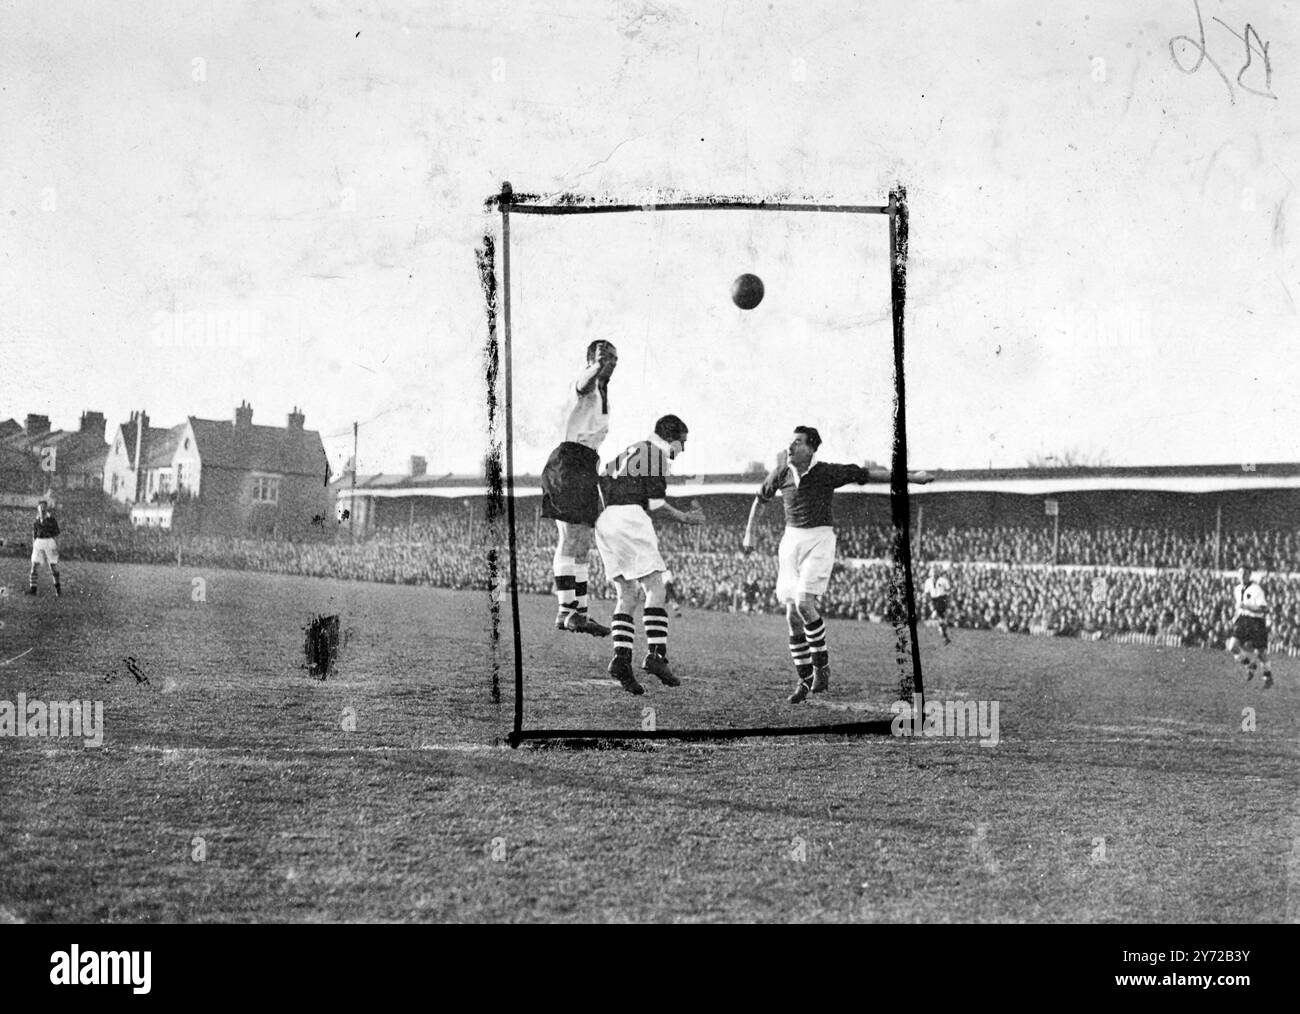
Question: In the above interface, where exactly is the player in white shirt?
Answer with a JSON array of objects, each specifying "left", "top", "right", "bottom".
[
  {"left": 1226, "top": 565, "right": 1272, "bottom": 689},
  {"left": 540, "top": 341, "right": 617, "bottom": 637},
  {"left": 922, "top": 565, "right": 952, "bottom": 645}
]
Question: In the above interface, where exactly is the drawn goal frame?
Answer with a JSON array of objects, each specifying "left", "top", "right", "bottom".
[{"left": 482, "top": 182, "right": 924, "bottom": 747}]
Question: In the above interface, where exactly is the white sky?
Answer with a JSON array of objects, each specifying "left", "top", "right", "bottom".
[{"left": 2, "top": 0, "right": 1298, "bottom": 477}]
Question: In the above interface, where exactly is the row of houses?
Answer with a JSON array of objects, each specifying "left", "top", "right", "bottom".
[{"left": 2, "top": 403, "right": 332, "bottom": 537}]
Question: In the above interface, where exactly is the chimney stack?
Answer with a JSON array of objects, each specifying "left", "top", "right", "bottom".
[
  {"left": 235, "top": 401, "right": 253, "bottom": 429},
  {"left": 80, "top": 410, "right": 106, "bottom": 440},
  {"left": 287, "top": 406, "right": 305, "bottom": 431},
  {"left": 134, "top": 410, "right": 147, "bottom": 502},
  {"left": 24, "top": 414, "right": 50, "bottom": 437},
  {"left": 409, "top": 455, "right": 427, "bottom": 478}
]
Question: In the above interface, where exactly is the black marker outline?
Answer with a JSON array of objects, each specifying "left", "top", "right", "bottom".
[{"left": 485, "top": 182, "right": 922, "bottom": 747}]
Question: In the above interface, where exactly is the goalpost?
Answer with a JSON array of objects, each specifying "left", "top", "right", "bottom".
[{"left": 481, "top": 182, "right": 925, "bottom": 746}]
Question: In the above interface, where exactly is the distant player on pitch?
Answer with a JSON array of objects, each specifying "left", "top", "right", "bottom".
[
  {"left": 1226, "top": 565, "right": 1273, "bottom": 689},
  {"left": 540, "top": 340, "right": 618, "bottom": 637},
  {"left": 662, "top": 569, "right": 685, "bottom": 617},
  {"left": 595, "top": 414, "right": 704, "bottom": 695},
  {"left": 28, "top": 500, "right": 62, "bottom": 597},
  {"left": 923, "top": 564, "right": 953, "bottom": 645},
  {"left": 743, "top": 427, "right": 932, "bottom": 703}
]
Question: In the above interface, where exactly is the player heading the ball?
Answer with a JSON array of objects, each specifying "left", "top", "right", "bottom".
[
  {"left": 540, "top": 339, "right": 618, "bottom": 638},
  {"left": 595, "top": 414, "right": 704, "bottom": 696},
  {"left": 742, "top": 426, "right": 932, "bottom": 703}
]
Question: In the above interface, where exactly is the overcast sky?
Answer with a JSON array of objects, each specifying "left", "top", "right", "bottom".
[{"left": 3, "top": 0, "right": 1297, "bottom": 476}]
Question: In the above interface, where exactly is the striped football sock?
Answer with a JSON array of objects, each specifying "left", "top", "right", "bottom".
[
  {"left": 804, "top": 618, "right": 828, "bottom": 668},
  {"left": 573, "top": 563, "right": 589, "bottom": 617},
  {"left": 553, "top": 561, "right": 577, "bottom": 621},
  {"left": 644, "top": 606, "right": 668, "bottom": 658},
  {"left": 611, "top": 612, "right": 635, "bottom": 658},
  {"left": 788, "top": 630, "right": 811, "bottom": 674}
]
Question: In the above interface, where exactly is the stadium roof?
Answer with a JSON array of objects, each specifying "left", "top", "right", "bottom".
[{"left": 335, "top": 462, "right": 1300, "bottom": 499}]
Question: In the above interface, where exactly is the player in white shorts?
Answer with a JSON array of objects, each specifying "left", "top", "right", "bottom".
[
  {"left": 595, "top": 415, "right": 704, "bottom": 695},
  {"left": 28, "top": 500, "right": 62, "bottom": 596},
  {"left": 743, "top": 426, "right": 931, "bottom": 703}
]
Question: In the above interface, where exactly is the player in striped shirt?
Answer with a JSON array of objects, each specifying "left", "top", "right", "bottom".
[
  {"left": 28, "top": 500, "right": 62, "bottom": 596},
  {"left": 540, "top": 340, "right": 618, "bottom": 637},
  {"left": 1226, "top": 565, "right": 1272, "bottom": 689},
  {"left": 595, "top": 415, "right": 704, "bottom": 695},
  {"left": 742, "top": 426, "right": 931, "bottom": 703}
]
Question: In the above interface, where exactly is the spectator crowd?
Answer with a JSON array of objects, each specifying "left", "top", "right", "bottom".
[{"left": 11, "top": 512, "right": 1299, "bottom": 657}]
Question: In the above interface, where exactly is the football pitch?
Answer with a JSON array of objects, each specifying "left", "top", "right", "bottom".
[{"left": 0, "top": 559, "right": 1296, "bottom": 923}]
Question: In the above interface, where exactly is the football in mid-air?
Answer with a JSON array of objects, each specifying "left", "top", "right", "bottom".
[{"left": 731, "top": 272, "right": 764, "bottom": 310}]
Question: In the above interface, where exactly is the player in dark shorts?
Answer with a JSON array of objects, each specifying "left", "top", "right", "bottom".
[
  {"left": 1226, "top": 565, "right": 1272, "bottom": 688},
  {"left": 923, "top": 565, "right": 952, "bottom": 645},
  {"left": 541, "top": 340, "right": 618, "bottom": 637}
]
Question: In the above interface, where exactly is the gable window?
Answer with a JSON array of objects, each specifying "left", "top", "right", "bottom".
[{"left": 251, "top": 475, "right": 280, "bottom": 503}]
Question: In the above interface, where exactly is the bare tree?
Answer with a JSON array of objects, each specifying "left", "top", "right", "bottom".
[{"left": 1026, "top": 446, "right": 1113, "bottom": 469}]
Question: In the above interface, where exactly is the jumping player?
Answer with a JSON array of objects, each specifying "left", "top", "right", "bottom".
[
  {"left": 540, "top": 340, "right": 618, "bottom": 637},
  {"left": 923, "top": 564, "right": 953, "bottom": 645},
  {"left": 742, "top": 427, "right": 932, "bottom": 703},
  {"left": 1227, "top": 565, "right": 1273, "bottom": 689},
  {"left": 595, "top": 415, "right": 704, "bottom": 695},
  {"left": 28, "top": 500, "right": 62, "bottom": 596}
]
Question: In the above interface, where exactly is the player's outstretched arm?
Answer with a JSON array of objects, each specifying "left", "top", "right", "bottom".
[
  {"left": 575, "top": 359, "right": 604, "bottom": 395},
  {"left": 742, "top": 497, "right": 763, "bottom": 553},
  {"left": 653, "top": 500, "right": 705, "bottom": 526},
  {"left": 857, "top": 464, "right": 933, "bottom": 484},
  {"left": 745, "top": 450, "right": 786, "bottom": 550},
  {"left": 575, "top": 345, "right": 616, "bottom": 394}
]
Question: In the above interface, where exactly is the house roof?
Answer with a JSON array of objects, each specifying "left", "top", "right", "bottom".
[
  {"left": 145, "top": 423, "right": 187, "bottom": 468},
  {"left": 2, "top": 428, "right": 65, "bottom": 452},
  {"left": 0, "top": 444, "right": 45, "bottom": 494},
  {"left": 60, "top": 443, "right": 110, "bottom": 470},
  {"left": 115, "top": 421, "right": 173, "bottom": 469},
  {"left": 188, "top": 417, "right": 327, "bottom": 477}
]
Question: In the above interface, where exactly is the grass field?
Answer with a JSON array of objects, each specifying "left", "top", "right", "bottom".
[{"left": 1, "top": 558, "right": 1297, "bottom": 923}]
